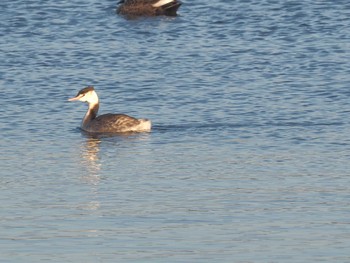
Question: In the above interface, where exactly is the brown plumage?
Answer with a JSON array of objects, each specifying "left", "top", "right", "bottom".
[
  {"left": 117, "top": 0, "right": 182, "bottom": 17},
  {"left": 85, "top": 113, "right": 144, "bottom": 133},
  {"left": 68, "top": 86, "right": 151, "bottom": 133}
]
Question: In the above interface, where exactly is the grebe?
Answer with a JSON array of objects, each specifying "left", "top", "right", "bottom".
[
  {"left": 117, "top": 0, "right": 182, "bottom": 17},
  {"left": 68, "top": 86, "right": 151, "bottom": 133}
]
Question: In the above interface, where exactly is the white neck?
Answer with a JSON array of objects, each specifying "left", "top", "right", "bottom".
[
  {"left": 86, "top": 90, "right": 99, "bottom": 105},
  {"left": 82, "top": 101, "right": 99, "bottom": 130}
]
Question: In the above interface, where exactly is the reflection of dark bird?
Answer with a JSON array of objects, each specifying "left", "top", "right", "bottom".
[
  {"left": 68, "top": 86, "right": 151, "bottom": 133},
  {"left": 117, "top": 0, "right": 182, "bottom": 17}
]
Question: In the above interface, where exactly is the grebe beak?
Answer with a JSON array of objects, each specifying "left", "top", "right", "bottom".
[{"left": 68, "top": 94, "right": 84, "bottom": 101}]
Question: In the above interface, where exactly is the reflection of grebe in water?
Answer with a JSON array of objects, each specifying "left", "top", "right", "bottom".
[
  {"left": 78, "top": 137, "right": 102, "bottom": 211},
  {"left": 81, "top": 138, "right": 101, "bottom": 168},
  {"left": 79, "top": 137, "right": 102, "bottom": 182},
  {"left": 68, "top": 86, "right": 151, "bottom": 133}
]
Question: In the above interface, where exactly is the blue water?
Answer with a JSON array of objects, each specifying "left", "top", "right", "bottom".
[{"left": 1, "top": 0, "right": 350, "bottom": 262}]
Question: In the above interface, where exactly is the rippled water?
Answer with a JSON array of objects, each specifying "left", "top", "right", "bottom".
[{"left": 1, "top": 0, "right": 350, "bottom": 262}]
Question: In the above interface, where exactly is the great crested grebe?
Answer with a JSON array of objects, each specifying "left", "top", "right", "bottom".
[
  {"left": 68, "top": 86, "right": 151, "bottom": 133},
  {"left": 117, "top": 0, "right": 182, "bottom": 17}
]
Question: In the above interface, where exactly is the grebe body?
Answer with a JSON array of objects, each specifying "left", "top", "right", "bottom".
[
  {"left": 68, "top": 86, "right": 151, "bottom": 133},
  {"left": 117, "top": 0, "right": 182, "bottom": 17}
]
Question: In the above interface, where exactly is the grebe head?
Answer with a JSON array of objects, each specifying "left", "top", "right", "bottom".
[{"left": 68, "top": 86, "right": 99, "bottom": 104}]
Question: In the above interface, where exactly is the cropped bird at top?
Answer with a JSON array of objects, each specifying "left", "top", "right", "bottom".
[
  {"left": 68, "top": 86, "right": 151, "bottom": 133},
  {"left": 117, "top": 0, "right": 182, "bottom": 17}
]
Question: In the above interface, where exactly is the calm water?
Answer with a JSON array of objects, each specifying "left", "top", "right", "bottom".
[{"left": 1, "top": 0, "right": 350, "bottom": 262}]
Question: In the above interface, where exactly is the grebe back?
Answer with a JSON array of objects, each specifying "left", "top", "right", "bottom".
[{"left": 68, "top": 86, "right": 151, "bottom": 133}]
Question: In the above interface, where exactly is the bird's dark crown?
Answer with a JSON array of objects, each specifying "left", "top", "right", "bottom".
[{"left": 77, "top": 86, "right": 95, "bottom": 96}]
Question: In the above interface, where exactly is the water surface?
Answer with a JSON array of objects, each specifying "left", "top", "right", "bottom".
[{"left": 1, "top": 0, "right": 350, "bottom": 262}]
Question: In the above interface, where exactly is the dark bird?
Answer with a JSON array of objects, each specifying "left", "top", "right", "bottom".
[
  {"left": 68, "top": 86, "right": 151, "bottom": 133},
  {"left": 117, "top": 0, "right": 182, "bottom": 17}
]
